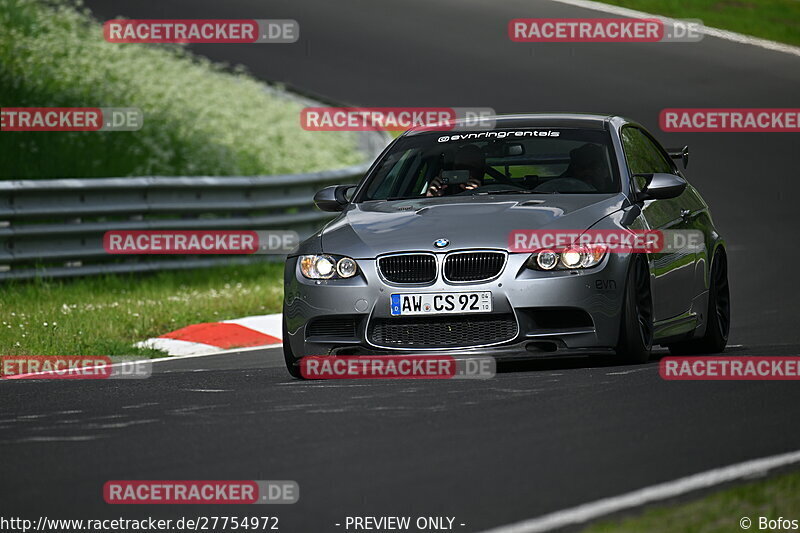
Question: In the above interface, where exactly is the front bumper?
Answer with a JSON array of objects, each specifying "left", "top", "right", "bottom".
[{"left": 283, "top": 251, "right": 629, "bottom": 361}]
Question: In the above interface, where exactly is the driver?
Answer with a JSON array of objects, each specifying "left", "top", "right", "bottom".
[
  {"left": 562, "top": 143, "right": 612, "bottom": 191},
  {"left": 426, "top": 144, "right": 485, "bottom": 197}
]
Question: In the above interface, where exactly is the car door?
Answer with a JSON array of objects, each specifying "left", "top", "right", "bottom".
[{"left": 620, "top": 126, "right": 696, "bottom": 323}]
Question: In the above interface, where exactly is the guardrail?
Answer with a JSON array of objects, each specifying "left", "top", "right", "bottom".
[{"left": 0, "top": 131, "right": 390, "bottom": 281}]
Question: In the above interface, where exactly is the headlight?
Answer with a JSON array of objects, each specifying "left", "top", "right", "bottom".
[
  {"left": 561, "top": 247, "right": 584, "bottom": 268},
  {"left": 536, "top": 249, "right": 559, "bottom": 270},
  {"left": 527, "top": 243, "right": 608, "bottom": 271},
  {"left": 581, "top": 243, "right": 607, "bottom": 268},
  {"left": 336, "top": 257, "right": 358, "bottom": 278},
  {"left": 300, "top": 255, "right": 358, "bottom": 279}
]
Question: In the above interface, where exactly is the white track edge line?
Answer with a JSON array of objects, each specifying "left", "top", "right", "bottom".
[
  {"left": 1, "top": 344, "right": 283, "bottom": 381},
  {"left": 546, "top": 0, "right": 800, "bottom": 58},
  {"left": 480, "top": 449, "right": 800, "bottom": 533}
]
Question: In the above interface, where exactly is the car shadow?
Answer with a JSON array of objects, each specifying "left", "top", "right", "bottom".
[
  {"left": 496, "top": 354, "right": 625, "bottom": 374},
  {"left": 497, "top": 344, "right": 750, "bottom": 374}
]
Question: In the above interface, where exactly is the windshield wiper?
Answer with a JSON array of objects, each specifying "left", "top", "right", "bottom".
[{"left": 383, "top": 195, "right": 427, "bottom": 201}]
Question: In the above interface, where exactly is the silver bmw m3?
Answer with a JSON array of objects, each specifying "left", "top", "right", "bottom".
[{"left": 282, "top": 114, "right": 730, "bottom": 378}]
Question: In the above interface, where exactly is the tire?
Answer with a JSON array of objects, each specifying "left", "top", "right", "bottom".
[
  {"left": 616, "top": 256, "right": 654, "bottom": 364},
  {"left": 282, "top": 316, "right": 305, "bottom": 379},
  {"left": 668, "top": 250, "right": 730, "bottom": 355}
]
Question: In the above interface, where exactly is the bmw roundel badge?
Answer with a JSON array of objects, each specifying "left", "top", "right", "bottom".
[{"left": 434, "top": 238, "right": 450, "bottom": 248}]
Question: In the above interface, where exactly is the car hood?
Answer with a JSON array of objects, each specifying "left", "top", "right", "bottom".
[{"left": 320, "top": 193, "right": 628, "bottom": 258}]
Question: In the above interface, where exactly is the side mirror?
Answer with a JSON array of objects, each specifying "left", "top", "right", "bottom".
[
  {"left": 314, "top": 184, "right": 356, "bottom": 212},
  {"left": 667, "top": 145, "right": 689, "bottom": 168},
  {"left": 636, "top": 173, "right": 687, "bottom": 201}
]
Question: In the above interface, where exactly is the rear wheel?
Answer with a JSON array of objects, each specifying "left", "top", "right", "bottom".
[
  {"left": 616, "top": 256, "right": 653, "bottom": 364},
  {"left": 668, "top": 250, "right": 730, "bottom": 355},
  {"left": 282, "top": 316, "right": 305, "bottom": 379}
]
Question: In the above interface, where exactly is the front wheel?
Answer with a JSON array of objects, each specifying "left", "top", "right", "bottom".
[
  {"left": 668, "top": 250, "right": 730, "bottom": 355},
  {"left": 615, "top": 256, "right": 653, "bottom": 364}
]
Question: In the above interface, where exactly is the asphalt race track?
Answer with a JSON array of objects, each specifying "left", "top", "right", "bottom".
[{"left": 3, "top": 0, "right": 800, "bottom": 531}]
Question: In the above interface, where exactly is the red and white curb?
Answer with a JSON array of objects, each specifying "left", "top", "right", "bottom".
[{"left": 136, "top": 314, "right": 283, "bottom": 356}]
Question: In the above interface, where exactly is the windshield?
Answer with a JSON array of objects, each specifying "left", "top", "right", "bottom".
[{"left": 357, "top": 128, "right": 620, "bottom": 201}]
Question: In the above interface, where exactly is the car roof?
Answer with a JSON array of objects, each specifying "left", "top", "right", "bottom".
[{"left": 403, "top": 113, "right": 618, "bottom": 136}]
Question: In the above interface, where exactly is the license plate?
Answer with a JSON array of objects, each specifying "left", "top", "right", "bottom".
[{"left": 390, "top": 292, "right": 492, "bottom": 316}]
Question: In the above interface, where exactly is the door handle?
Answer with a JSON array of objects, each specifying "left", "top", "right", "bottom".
[{"left": 680, "top": 209, "right": 691, "bottom": 222}]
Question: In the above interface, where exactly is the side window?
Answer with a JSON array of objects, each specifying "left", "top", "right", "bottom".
[{"left": 621, "top": 127, "right": 673, "bottom": 176}]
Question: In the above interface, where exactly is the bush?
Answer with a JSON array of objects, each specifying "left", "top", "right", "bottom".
[{"left": 0, "top": 0, "right": 361, "bottom": 178}]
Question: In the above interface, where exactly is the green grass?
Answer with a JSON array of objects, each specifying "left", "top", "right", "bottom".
[
  {"left": 582, "top": 469, "right": 800, "bottom": 533},
  {"left": 0, "top": 0, "right": 361, "bottom": 178},
  {"left": 0, "top": 263, "right": 284, "bottom": 360},
  {"left": 598, "top": 0, "right": 800, "bottom": 46}
]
